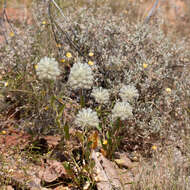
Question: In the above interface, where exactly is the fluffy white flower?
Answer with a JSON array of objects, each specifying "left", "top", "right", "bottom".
[
  {"left": 36, "top": 57, "right": 60, "bottom": 80},
  {"left": 91, "top": 87, "right": 110, "bottom": 104},
  {"left": 75, "top": 108, "right": 99, "bottom": 128},
  {"left": 112, "top": 101, "right": 133, "bottom": 121},
  {"left": 119, "top": 85, "right": 139, "bottom": 102},
  {"left": 68, "top": 63, "right": 93, "bottom": 90}
]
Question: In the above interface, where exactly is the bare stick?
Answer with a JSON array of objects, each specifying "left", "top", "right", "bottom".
[
  {"left": 144, "top": 0, "right": 159, "bottom": 24},
  {"left": 51, "top": 0, "right": 68, "bottom": 20},
  {"left": 48, "top": 0, "right": 86, "bottom": 58},
  {"left": 54, "top": 20, "right": 84, "bottom": 57},
  {"left": 48, "top": 1, "right": 59, "bottom": 45},
  {"left": 3, "top": 0, "right": 16, "bottom": 33},
  {"left": 1, "top": 0, "right": 8, "bottom": 43}
]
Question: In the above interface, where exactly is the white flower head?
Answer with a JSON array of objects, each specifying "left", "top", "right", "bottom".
[
  {"left": 75, "top": 108, "right": 99, "bottom": 129},
  {"left": 119, "top": 85, "right": 139, "bottom": 102},
  {"left": 112, "top": 101, "right": 133, "bottom": 121},
  {"left": 68, "top": 63, "right": 93, "bottom": 90},
  {"left": 36, "top": 57, "right": 60, "bottom": 80},
  {"left": 91, "top": 87, "right": 110, "bottom": 104}
]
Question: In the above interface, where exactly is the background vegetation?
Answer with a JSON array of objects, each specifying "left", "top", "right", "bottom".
[{"left": 0, "top": 0, "right": 190, "bottom": 189}]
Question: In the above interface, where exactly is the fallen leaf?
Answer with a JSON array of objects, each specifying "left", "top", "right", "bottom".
[
  {"left": 43, "top": 135, "right": 61, "bottom": 149},
  {"left": 39, "top": 160, "right": 67, "bottom": 183},
  {"left": 88, "top": 131, "right": 99, "bottom": 149},
  {"left": 0, "top": 130, "right": 30, "bottom": 152}
]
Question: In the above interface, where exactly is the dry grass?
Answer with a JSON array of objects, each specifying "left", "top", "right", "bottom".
[{"left": 132, "top": 140, "right": 190, "bottom": 190}]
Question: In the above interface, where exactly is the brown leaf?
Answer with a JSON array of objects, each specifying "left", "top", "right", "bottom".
[
  {"left": 88, "top": 131, "right": 99, "bottom": 149},
  {"left": 43, "top": 135, "right": 61, "bottom": 149},
  {"left": 39, "top": 160, "right": 67, "bottom": 183},
  {"left": 0, "top": 130, "right": 30, "bottom": 153}
]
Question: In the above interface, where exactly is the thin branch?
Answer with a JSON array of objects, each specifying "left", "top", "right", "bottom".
[
  {"left": 50, "top": 0, "right": 67, "bottom": 20},
  {"left": 144, "top": 0, "right": 159, "bottom": 24},
  {"left": 1, "top": 0, "right": 8, "bottom": 43},
  {"left": 54, "top": 20, "right": 84, "bottom": 57},
  {"left": 3, "top": 0, "right": 16, "bottom": 34},
  {"left": 0, "top": 17, "right": 8, "bottom": 44},
  {"left": 48, "top": 1, "right": 59, "bottom": 45},
  {"left": 48, "top": 0, "right": 86, "bottom": 58},
  {"left": 49, "top": 0, "right": 80, "bottom": 42}
]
